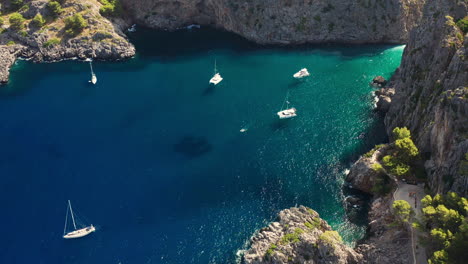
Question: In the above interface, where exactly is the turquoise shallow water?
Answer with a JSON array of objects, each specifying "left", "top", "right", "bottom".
[{"left": 0, "top": 28, "right": 404, "bottom": 263}]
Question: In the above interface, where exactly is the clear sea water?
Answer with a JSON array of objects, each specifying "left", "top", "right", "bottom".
[{"left": 0, "top": 28, "right": 404, "bottom": 264}]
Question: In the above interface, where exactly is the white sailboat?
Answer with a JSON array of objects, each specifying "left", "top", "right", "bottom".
[
  {"left": 293, "top": 68, "right": 310, "bottom": 79},
  {"left": 277, "top": 93, "right": 297, "bottom": 119},
  {"left": 86, "top": 59, "right": 97, "bottom": 85},
  {"left": 209, "top": 60, "right": 223, "bottom": 85},
  {"left": 63, "top": 200, "right": 96, "bottom": 239}
]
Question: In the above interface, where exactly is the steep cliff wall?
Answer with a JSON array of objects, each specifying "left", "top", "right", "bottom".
[
  {"left": 383, "top": 0, "right": 468, "bottom": 195},
  {"left": 121, "top": 0, "right": 424, "bottom": 44}
]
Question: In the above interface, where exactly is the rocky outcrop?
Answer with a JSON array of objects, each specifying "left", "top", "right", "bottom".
[
  {"left": 346, "top": 145, "right": 391, "bottom": 193},
  {"left": 121, "top": 0, "right": 424, "bottom": 45},
  {"left": 355, "top": 196, "right": 412, "bottom": 264},
  {"left": 371, "top": 76, "right": 387, "bottom": 88},
  {"left": 0, "top": 0, "right": 135, "bottom": 84},
  {"left": 383, "top": 0, "right": 468, "bottom": 195},
  {"left": 242, "top": 206, "right": 362, "bottom": 264}
]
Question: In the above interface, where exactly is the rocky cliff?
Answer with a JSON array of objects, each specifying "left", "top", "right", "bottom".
[
  {"left": 381, "top": 0, "right": 468, "bottom": 195},
  {"left": 0, "top": 0, "right": 135, "bottom": 84},
  {"left": 121, "top": 0, "right": 424, "bottom": 45},
  {"left": 242, "top": 206, "right": 363, "bottom": 264}
]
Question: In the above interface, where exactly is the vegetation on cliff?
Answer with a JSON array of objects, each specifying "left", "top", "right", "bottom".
[
  {"left": 382, "top": 127, "right": 420, "bottom": 178},
  {"left": 392, "top": 200, "right": 413, "bottom": 223},
  {"left": 418, "top": 192, "right": 468, "bottom": 264}
]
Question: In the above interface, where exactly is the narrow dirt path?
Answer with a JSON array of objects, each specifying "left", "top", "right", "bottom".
[{"left": 394, "top": 181, "right": 428, "bottom": 264}]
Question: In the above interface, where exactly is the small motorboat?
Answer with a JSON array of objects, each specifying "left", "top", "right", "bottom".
[{"left": 293, "top": 68, "right": 310, "bottom": 79}]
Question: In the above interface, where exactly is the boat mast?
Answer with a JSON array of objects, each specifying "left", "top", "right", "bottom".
[
  {"left": 214, "top": 60, "right": 217, "bottom": 74},
  {"left": 68, "top": 200, "right": 77, "bottom": 230},
  {"left": 63, "top": 202, "right": 69, "bottom": 235},
  {"left": 89, "top": 61, "right": 94, "bottom": 76}
]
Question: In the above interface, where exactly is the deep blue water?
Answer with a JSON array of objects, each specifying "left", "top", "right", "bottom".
[{"left": 0, "top": 28, "right": 404, "bottom": 263}]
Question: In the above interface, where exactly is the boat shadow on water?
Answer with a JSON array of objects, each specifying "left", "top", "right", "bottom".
[
  {"left": 173, "top": 136, "right": 213, "bottom": 158},
  {"left": 270, "top": 118, "right": 294, "bottom": 131},
  {"left": 201, "top": 85, "right": 215, "bottom": 96}
]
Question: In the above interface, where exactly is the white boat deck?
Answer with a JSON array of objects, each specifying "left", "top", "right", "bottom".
[
  {"left": 63, "top": 225, "right": 95, "bottom": 239},
  {"left": 293, "top": 68, "right": 310, "bottom": 79},
  {"left": 277, "top": 107, "right": 297, "bottom": 119}
]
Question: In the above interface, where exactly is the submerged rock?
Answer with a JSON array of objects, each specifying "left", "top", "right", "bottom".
[{"left": 242, "top": 206, "right": 362, "bottom": 264}]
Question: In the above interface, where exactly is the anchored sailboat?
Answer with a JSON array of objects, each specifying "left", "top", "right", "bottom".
[
  {"left": 86, "top": 59, "right": 97, "bottom": 85},
  {"left": 277, "top": 93, "right": 297, "bottom": 119},
  {"left": 209, "top": 60, "right": 223, "bottom": 85},
  {"left": 63, "top": 200, "right": 95, "bottom": 239}
]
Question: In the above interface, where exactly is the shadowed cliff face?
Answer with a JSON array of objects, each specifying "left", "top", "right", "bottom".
[
  {"left": 121, "top": 0, "right": 425, "bottom": 44},
  {"left": 384, "top": 0, "right": 468, "bottom": 195}
]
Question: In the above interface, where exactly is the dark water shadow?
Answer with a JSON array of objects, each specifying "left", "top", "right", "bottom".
[
  {"left": 342, "top": 185, "right": 372, "bottom": 226},
  {"left": 127, "top": 27, "right": 401, "bottom": 64},
  {"left": 269, "top": 119, "right": 293, "bottom": 131},
  {"left": 202, "top": 85, "right": 215, "bottom": 96},
  {"left": 173, "top": 136, "right": 213, "bottom": 158}
]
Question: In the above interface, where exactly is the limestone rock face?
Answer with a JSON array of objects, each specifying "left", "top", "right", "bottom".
[
  {"left": 242, "top": 206, "right": 362, "bottom": 264},
  {"left": 384, "top": 0, "right": 468, "bottom": 195},
  {"left": 356, "top": 196, "right": 412, "bottom": 264},
  {"left": 121, "top": 0, "right": 425, "bottom": 44},
  {"left": 346, "top": 145, "right": 389, "bottom": 193}
]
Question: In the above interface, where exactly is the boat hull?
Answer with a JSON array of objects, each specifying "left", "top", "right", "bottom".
[
  {"left": 63, "top": 225, "right": 95, "bottom": 239},
  {"left": 209, "top": 73, "right": 223, "bottom": 85},
  {"left": 277, "top": 108, "right": 297, "bottom": 119}
]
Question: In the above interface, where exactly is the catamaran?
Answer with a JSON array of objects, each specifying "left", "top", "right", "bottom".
[
  {"left": 209, "top": 60, "right": 223, "bottom": 85},
  {"left": 277, "top": 93, "right": 297, "bottom": 119},
  {"left": 86, "top": 59, "right": 97, "bottom": 85},
  {"left": 63, "top": 200, "right": 96, "bottom": 239},
  {"left": 293, "top": 68, "right": 310, "bottom": 79}
]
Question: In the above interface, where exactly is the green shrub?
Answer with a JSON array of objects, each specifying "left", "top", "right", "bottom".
[
  {"left": 280, "top": 228, "right": 303, "bottom": 244},
  {"left": 363, "top": 144, "right": 386, "bottom": 158},
  {"left": 43, "top": 37, "right": 60, "bottom": 47},
  {"left": 64, "top": 14, "right": 87, "bottom": 36},
  {"left": 265, "top": 244, "right": 277, "bottom": 257},
  {"left": 7, "top": 40, "right": 16, "bottom": 46},
  {"left": 392, "top": 127, "right": 411, "bottom": 139},
  {"left": 0, "top": 16, "right": 4, "bottom": 26},
  {"left": 99, "top": 0, "right": 123, "bottom": 17},
  {"left": 319, "top": 231, "right": 342, "bottom": 245},
  {"left": 47, "top": 1, "right": 63, "bottom": 18},
  {"left": 371, "top": 163, "right": 384, "bottom": 173},
  {"left": 429, "top": 250, "right": 449, "bottom": 264},
  {"left": 9, "top": 12, "right": 25, "bottom": 30},
  {"left": 31, "top": 14, "right": 46, "bottom": 28},
  {"left": 395, "top": 137, "right": 419, "bottom": 162},
  {"left": 455, "top": 16, "right": 468, "bottom": 34},
  {"left": 422, "top": 193, "right": 468, "bottom": 263},
  {"left": 392, "top": 200, "right": 413, "bottom": 222},
  {"left": 304, "top": 217, "right": 321, "bottom": 229}
]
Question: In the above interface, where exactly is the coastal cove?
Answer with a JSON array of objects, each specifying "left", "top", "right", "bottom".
[{"left": 0, "top": 28, "right": 404, "bottom": 263}]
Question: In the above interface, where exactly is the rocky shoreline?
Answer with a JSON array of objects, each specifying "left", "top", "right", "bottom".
[
  {"left": 1, "top": 0, "right": 466, "bottom": 263},
  {"left": 0, "top": 0, "right": 135, "bottom": 84}
]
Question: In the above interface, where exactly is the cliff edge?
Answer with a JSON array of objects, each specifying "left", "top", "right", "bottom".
[{"left": 242, "top": 206, "right": 362, "bottom": 264}]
